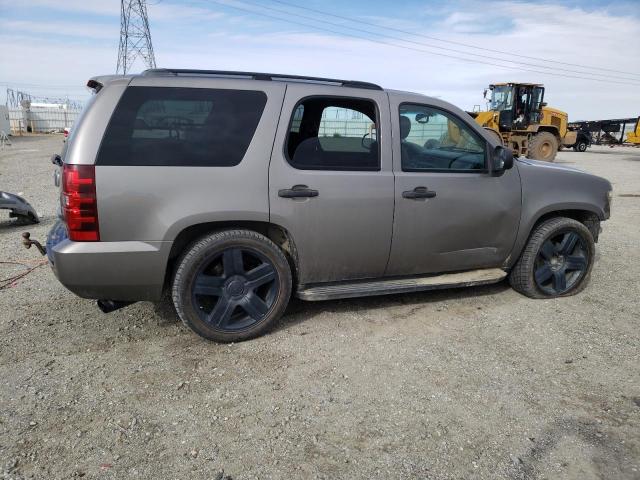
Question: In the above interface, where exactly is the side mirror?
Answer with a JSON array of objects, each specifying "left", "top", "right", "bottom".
[
  {"left": 492, "top": 145, "right": 514, "bottom": 174},
  {"left": 415, "top": 113, "right": 430, "bottom": 124}
]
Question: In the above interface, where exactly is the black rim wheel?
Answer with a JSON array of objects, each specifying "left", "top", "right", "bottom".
[
  {"left": 191, "top": 247, "right": 279, "bottom": 331},
  {"left": 534, "top": 230, "right": 589, "bottom": 295}
]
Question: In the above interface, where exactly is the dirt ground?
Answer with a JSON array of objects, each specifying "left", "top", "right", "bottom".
[{"left": 1, "top": 135, "right": 639, "bottom": 480}]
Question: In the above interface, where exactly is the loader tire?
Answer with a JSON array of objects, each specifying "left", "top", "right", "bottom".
[{"left": 528, "top": 132, "right": 558, "bottom": 162}]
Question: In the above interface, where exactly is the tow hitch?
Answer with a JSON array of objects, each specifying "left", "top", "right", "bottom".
[{"left": 22, "top": 232, "right": 47, "bottom": 256}]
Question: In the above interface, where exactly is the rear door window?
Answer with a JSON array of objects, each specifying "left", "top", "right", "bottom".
[
  {"left": 285, "top": 97, "right": 379, "bottom": 171},
  {"left": 97, "top": 87, "right": 267, "bottom": 166}
]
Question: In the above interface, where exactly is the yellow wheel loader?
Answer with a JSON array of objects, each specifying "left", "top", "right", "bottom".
[
  {"left": 468, "top": 83, "right": 576, "bottom": 162},
  {"left": 626, "top": 117, "right": 640, "bottom": 145}
]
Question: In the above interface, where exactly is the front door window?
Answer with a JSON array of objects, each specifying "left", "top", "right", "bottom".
[{"left": 399, "top": 104, "right": 486, "bottom": 171}]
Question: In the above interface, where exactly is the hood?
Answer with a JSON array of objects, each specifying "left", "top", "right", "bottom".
[
  {"left": 517, "top": 157, "right": 611, "bottom": 191},
  {"left": 516, "top": 157, "right": 584, "bottom": 174}
]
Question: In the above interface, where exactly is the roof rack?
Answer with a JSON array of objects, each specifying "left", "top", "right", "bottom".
[{"left": 142, "top": 68, "right": 383, "bottom": 91}]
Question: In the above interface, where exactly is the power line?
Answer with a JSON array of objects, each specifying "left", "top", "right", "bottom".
[
  {"left": 0, "top": 82, "right": 88, "bottom": 91},
  {"left": 267, "top": 0, "right": 640, "bottom": 79},
  {"left": 4, "top": 88, "right": 85, "bottom": 109},
  {"left": 205, "top": 0, "right": 640, "bottom": 87},
  {"left": 239, "top": 0, "right": 640, "bottom": 83}
]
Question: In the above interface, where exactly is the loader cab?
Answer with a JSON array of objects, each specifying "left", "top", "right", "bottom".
[{"left": 487, "top": 83, "right": 545, "bottom": 132}]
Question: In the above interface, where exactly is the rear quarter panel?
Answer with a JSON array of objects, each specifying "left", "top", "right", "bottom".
[
  {"left": 94, "top": 77, "right": 286, "bottom": 242},
  {"left": 64, "top": 78, "right": 131, "bottom": 165}
]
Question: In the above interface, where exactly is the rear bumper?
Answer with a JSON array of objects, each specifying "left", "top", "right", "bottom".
[{"left": 48, "top": 224, "right": 170, "bottom": 301}]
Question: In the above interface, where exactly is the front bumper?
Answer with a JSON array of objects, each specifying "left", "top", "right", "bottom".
[
  {"left": 47, "top": 220, "right": 170, "bottom": 301},
  {"left": 0, "top": 191, "right": 39, "bottom": 223}
]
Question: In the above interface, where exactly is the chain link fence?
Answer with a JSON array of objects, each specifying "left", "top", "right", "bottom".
[{"left": 8, "top": 107, "right": 82, "bottom": 134}]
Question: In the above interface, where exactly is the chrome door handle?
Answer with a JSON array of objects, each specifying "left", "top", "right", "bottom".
[
  {"left": 278, "top": 185, "right": 319, "bottom": 198},
  {"left": 402, "top": 186, "right": 436, "bottom": 199}
]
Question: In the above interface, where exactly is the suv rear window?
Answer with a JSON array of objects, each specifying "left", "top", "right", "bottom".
[{"left": 97, "top": 87, "right": 267, "bottom": 166}]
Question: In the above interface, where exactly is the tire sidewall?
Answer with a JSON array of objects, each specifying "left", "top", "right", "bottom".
[
  {"left": 173, "top": 231, "right": 292, "bottom": 342},
  {"left": 529, "top": 132, "right": 558, "bottom": 161},
  {"left": 531, "top": 223, "right": 595, "bottom": 298}
]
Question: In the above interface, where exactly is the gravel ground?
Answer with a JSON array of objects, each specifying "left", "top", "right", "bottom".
[{"left": 1, "top": 135, "right": 639, "bottom": 480}]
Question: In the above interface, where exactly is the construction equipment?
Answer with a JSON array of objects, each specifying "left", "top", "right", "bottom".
[
  {"left": 468, "top": 83, "right": 576, "bottom": 161},
  {"left": 626, "top": 117, "right": 640, "bottom": 144},
  {"left": 570, "top": 117, "right": 638, "bottom": 145}
]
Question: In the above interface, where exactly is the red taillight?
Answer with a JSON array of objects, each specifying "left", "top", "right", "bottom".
[{"left": 62, "top": 164, "right": 99, "bottom": 241}]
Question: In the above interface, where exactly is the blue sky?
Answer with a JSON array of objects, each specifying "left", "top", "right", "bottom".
[{"left": 1, "top": 0, "right": 639, "bottom": 119}]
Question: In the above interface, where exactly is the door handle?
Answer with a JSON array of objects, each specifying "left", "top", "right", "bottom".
[
  {"left": 278, "top": 185, "right": 319, "bottom": 198},
  {"left": 402, "top": 186, "right": 436, "bottom": 199}
]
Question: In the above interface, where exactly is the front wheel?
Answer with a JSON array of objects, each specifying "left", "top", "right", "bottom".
[
  {"left": 575, "top": 141, "right": 588, "bottom": 152},
  {"left": 509, "top": 217, "right": 595, "bottom": 299},
  {"left": 172, "top": 230, "right": 292, "bottom": 342},
  {"left": 528, "top": 132, "right": 558, "bottom": 161}
]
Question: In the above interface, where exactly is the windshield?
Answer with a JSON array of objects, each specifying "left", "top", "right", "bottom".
[
  {"left": 532, "top": 86, "right": 544, "bottom": 110},
  {"left": 490, "top": 86, "right": 514, "bottom": 111}
]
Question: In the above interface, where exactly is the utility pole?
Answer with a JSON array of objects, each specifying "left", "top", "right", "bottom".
[{"left": 116, "top": 0, "right": 156, "bottom": 74}]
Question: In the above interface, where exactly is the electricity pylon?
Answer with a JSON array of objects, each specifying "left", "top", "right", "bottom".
[{"left": 116, "top": 0, "right": 157, "bottom": 74}]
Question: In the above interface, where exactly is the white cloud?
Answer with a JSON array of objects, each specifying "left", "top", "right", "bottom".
[
  {"left": 150, "top": 3, "right": 225, "bottom": 22},
  {"left": 0, "top": 0, "right": 118, "bottom": 16},
  {"left": 0, "top": 19, "right": 117, "bottom": 40},
  {"left": 1, "top": 1, "right": 639, "bottom": 119},
  {"left": 0, "top": 35, "right": 113, "bottom": 97}
]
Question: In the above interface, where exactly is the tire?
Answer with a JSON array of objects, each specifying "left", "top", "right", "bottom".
[
  {"left": 576, "top": 141, "right": 588, "bottom": 152},
  {"left": 528, "top": 132, "right": 558, "bottom": 161},
  {"left": 509, "top": 217, "right": 595, "bottom": 299},
  {"left": 172, "top": 229, "right": 292, "bottom": 342}
]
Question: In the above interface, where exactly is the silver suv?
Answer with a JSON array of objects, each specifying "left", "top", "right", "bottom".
[{"left": 39, "top": 69, "right": 612, "bottom": 342}]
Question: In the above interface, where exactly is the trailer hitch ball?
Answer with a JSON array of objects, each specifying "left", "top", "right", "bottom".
[{"left": 22, "top": 232, "right": 47, "bottom": 256}]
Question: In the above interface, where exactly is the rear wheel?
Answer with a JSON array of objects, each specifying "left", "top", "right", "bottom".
[
  {"left": 172, "top": 230, "right": 292, "bottom": 342},
  {"left": 528, "top": 132, "right": 558, "bottom": 161},
  {"left": 575, "top": 141, "right": 588, "bottom": 152},
  {"left": 509, "top": 217, "right": 594, "bottom": 299}
]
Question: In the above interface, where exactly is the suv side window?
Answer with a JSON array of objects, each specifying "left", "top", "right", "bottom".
[
  {"left": 286, "top": 97, "right": 379, "bottom": 171},
  {"left": 97, "top": 87, "right": 267, "bottom": 166},
  {"left": 399, "top": 104, "right": 486, "bottom": 172}
]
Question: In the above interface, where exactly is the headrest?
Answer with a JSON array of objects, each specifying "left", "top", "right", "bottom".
[{"left": 400, "top": 115, "right": 411, "bottom": 140}]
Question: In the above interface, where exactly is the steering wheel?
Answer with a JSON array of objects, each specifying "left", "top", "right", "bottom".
[
  {"left": 361, "top": 132, "right": 371, "bottom": 149},
  {"left": 424, "top": 139, "right": 440, "bottom": 149}
]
